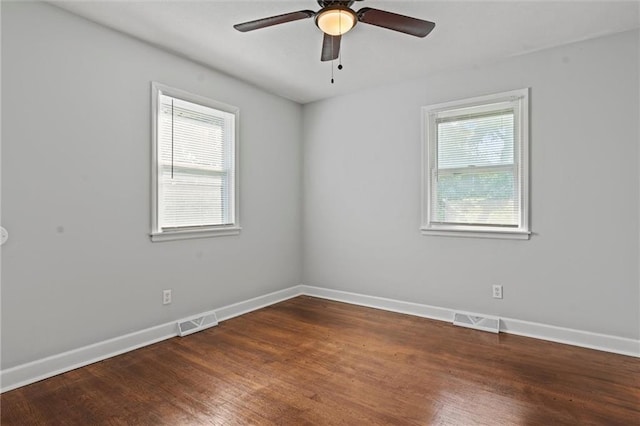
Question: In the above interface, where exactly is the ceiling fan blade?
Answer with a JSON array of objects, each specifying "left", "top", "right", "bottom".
[
  {"left": 357, "top": 7, "right": 435, "bottom": 38},
  {"left": 234, "top": 10, "right": 315, "bottom": 32},
  {"left": 321, "top": 33, "right": 341, "bottom": 62}
]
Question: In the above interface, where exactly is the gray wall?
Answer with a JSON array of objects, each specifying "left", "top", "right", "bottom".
[
  {"left": 2, "top": 2, "right": 638, "bottom": 371},
  {"left": 1, "top": 2, "right": 303, "bottom": 368},
  {"left": 303, "top": 30, "right": 639, "bottom": 340}
]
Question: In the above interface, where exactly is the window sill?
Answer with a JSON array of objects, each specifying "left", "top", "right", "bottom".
[
  {"left": 421, "top": 227, "right": 530, "bottom": 240},
  {"left": 151, "top": 226, "right": 241, "bottom": 242}
]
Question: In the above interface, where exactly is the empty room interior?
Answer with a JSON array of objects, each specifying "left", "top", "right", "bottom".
[{"left": 1, "top": 1, "right": 639, "bottom": 424}]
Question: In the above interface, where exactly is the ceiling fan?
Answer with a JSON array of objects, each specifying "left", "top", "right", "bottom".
[{"left": 233, "top": 0, "right": 436, "bottom": 62}]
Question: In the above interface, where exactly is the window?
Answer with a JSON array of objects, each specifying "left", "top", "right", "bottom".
[
  {"left": 151, "top": 83, "right": 239, "bottom": 241},
  {"left": 421, "top": 88, "right": 529, "bottom": 239}
]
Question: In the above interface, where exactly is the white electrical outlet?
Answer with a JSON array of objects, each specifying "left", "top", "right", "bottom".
[
  {"left": 492, "top": 285, "right": 503, "bottom": 299},
  {"left": 163, "top": 289, "right": 172, "bottom": 305}
]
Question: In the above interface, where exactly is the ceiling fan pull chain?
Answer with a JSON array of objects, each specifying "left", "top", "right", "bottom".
[
  {"left": 331, "top": 35, "right": 335, "bottom": 84},
  {"left": 338, "top": 10, "right": 343, "bottom": 70},
  {"left": 331, "top": 59, "right": 335, "bottom": 84}
]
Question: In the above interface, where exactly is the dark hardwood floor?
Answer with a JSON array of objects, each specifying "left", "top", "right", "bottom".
[{"left": 1, "top": 296, "right": 639, "bottom": 425}]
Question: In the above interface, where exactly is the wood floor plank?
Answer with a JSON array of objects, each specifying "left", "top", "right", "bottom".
[{"left": 1, "top": 296, "right": 638, "bottom": 425}]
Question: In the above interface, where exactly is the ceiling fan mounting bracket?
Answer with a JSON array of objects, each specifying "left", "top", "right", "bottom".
[{"left": 317, "top": 1, "right": 356, "bottom": 8}]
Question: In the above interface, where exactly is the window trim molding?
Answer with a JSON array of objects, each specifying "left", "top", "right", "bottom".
[
  {"left": 150, "top": 82, "right": 240, "bottom": 242},
  {"left": 420, "top": 88, "right": 530, "bottom": 240}
]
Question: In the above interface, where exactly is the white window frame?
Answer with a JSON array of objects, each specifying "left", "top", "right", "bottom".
[
  {"left": 150, "top": 82, "right": 240, "bottom": 242},
  {"left": 421, "top": 88, "right": 530, "bottom": 240}
]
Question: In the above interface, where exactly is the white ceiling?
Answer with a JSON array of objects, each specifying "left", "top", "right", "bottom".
[{"left": 51, "top": 1, "right": 640, "bottom": 104}]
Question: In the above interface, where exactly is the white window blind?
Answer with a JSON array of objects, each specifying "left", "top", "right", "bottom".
[
  {"left": 422, "top": 89, "right": 529, "bottom": 239},
  {"left": 151, "top": 83, "right": 239, "bottom": 241},
  {"left": 434, "top": 109, "right": 517, "bottom": 227}
]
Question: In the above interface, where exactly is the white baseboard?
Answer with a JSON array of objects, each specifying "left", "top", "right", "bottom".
[
  {"left": 215, "top": 285, "right": 303, "bottom": 322},
  {"left": 301, "top": 285, "right": 640, "bottom": 358},
  {"left": 0, "top": 285, "right": 304, "bottom": 393},
  {"left": 301, "top": 285, "right": 453, "bottom": 322},
  {"left": 2, "top": 283, "right": 637, "bottom": 393},
  {"left": 0, "top": 322, "right": 178, "bottom": 394},
  {"left": 500, "top": 317, "right": 640, "bottom": 358}
]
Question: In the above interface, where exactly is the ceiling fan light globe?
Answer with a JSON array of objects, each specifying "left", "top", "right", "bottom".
[{"left": 316, "top": 7, "right": 356, "bottom": 36}]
